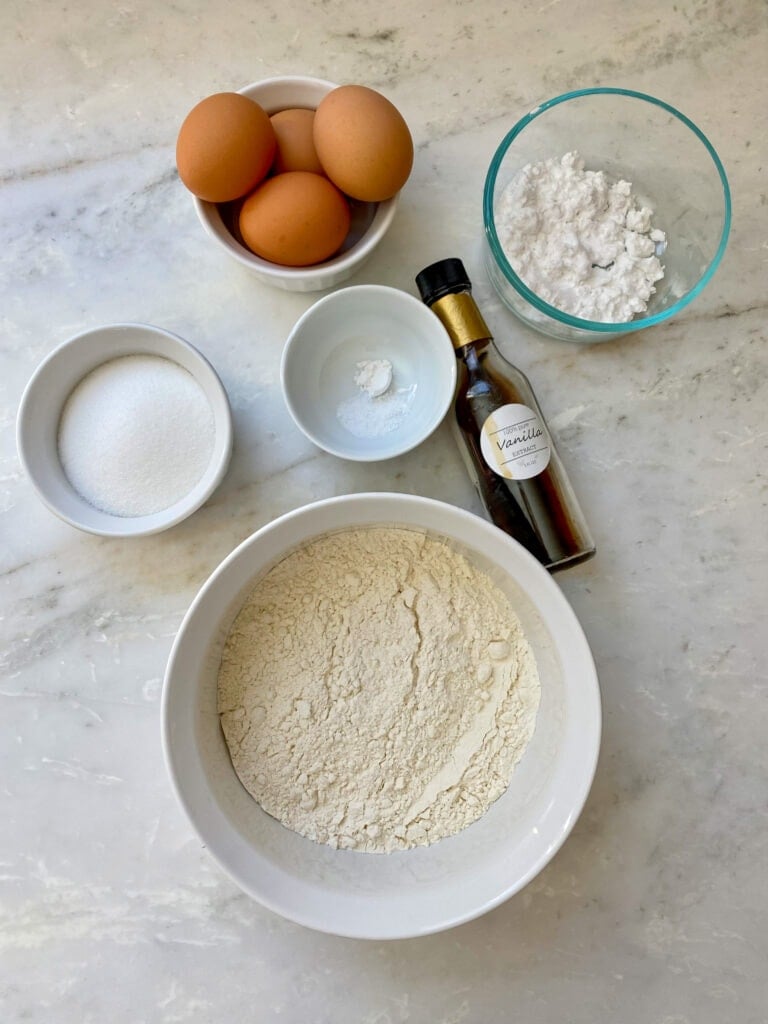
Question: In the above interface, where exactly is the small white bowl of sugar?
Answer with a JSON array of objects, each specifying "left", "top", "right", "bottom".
[{"left": 17, "top": 323, "right": 233, "bottom": 537}]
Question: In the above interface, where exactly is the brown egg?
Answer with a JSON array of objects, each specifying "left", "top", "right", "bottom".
[
  {"left": 313, "top": 85, "right": 413, "bottom": 202},
  {"left": 176, "top": 92, "right": 276, "bottom": 203},
  {"left": 270, "top": 108, "right": 324, "bottom": 174},
  {"left": 239, "top": 172, "right": 351, "bottom": 266}
]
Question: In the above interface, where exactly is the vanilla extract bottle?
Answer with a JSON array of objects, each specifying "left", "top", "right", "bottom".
[{"left": 416, "top": 258, "right": 595, "bottom": 571}]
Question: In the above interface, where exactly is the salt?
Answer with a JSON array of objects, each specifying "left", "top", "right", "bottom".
[{"left": 58, "top": 354, "right": 215, "bottom": 517}]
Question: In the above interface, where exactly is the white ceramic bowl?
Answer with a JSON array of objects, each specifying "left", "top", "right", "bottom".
[
  {"left": 17, "top": 323, "right": 233, "bottom": 537},
  {"left": 281, "top": 284, "right": 457, "bottom": 461},
  {"left": 162, "top": 493, "right": 601, "bottom": 939},
  {"left": 193, "top": 76, "right": 399, "bottom": 292}
]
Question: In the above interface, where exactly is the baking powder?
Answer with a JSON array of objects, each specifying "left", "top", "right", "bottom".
[
  {"left": 336, "top": 359, "right": 415, "bottom": 438},
  {"left": 353, "top": 358, "right": 392, "bottom": 398}
]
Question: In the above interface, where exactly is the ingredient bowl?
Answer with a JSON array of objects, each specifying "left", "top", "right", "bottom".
[
  {"left": 161, "top": 492, "right": 601, "bottom": 939},
  {"left": 483, "top": 87, "right": 731, "bottom": 342},
  {"left": 193, "top": 76, "right": 399, "bottom": 292},
  {"left": 17, "top": 323, "right": 232, "bottom": 537},
  {"left": 280, "top": 284, "right": 457, "bottom": 461}
]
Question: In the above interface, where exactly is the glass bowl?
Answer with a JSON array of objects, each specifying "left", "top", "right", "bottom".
[{"left": 483, "top": 88, "right": 731, "bottom": 343}]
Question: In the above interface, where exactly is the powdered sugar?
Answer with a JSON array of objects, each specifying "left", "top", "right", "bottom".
[{"left": 496, "top": 150, "right": 666, "bottom": 322}]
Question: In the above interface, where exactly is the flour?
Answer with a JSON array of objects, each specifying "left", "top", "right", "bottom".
[
  {"left": 496, "top": 150, "right": 666, "bottom": 322},
  {"left": 217, "top": 527, "right": 541, "bottom": 853}
]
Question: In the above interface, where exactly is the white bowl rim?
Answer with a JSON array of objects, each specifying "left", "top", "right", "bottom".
[
  {"left": 161, "top": 492, "right": 602, "bottom": 938},
  {"left": 238, "top": 73, "right": 340, "bottom": 102},
  {"left": 194, "top": 192, "right": 398, "bottom": 282},
  {"left": 279, "top": 284, "right": 458, "bottom": 461},
  {"left": 16, "top": 322, "right": 233, "bottom": 537}
]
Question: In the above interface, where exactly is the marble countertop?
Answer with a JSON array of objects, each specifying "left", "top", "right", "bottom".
[{"left": 2, "top": 1, "right": 766, "bottom": 1021}]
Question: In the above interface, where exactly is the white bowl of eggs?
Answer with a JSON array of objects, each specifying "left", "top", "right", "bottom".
[{"left": 176, "top": 76, "right": 413, "bottom": 292}]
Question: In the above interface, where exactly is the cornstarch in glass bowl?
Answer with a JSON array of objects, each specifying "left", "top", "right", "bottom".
[{"left": 496, "top": 150, "right": 666, "bottom": 322}]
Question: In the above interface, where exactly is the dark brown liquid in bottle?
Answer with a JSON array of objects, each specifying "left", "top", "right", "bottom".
[
  {"left": 454, "top": 342, "right": 595, "bottom": 571},
  {"left": 416, "top": 258, "right": 594, "bottom": 571}
]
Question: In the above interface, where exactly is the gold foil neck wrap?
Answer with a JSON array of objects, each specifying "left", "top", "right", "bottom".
[{"left": 430, "top": 293, "right": 492, "bottom": 350}]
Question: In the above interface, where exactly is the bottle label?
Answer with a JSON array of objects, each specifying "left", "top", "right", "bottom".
[{"left": 480, "top": 403, "right": 551, "bottom": 480}]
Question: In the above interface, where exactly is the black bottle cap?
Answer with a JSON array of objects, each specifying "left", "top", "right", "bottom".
[{"left": 415, "top": 258, "right": 472, "bottom": 305}]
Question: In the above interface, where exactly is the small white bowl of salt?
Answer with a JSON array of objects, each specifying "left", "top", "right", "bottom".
[
  {"left": 17, "top": 323, "right": 233, "bottom": 537},
  {"left": 280, "top": 284, "right": 456, "bottom": 462}
]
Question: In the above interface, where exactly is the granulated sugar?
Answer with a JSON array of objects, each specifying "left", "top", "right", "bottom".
[{"left": 58, "top": 354, "right": 215, "bottom": 517}]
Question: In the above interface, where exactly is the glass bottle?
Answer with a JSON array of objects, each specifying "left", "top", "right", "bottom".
[{"left": 416, "top": 257, "right": 595, "bottom": 571}]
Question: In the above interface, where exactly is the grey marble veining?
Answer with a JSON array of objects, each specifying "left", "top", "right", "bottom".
[{"left": 1, "top": 1, "right": 767, "bottom": 1021}]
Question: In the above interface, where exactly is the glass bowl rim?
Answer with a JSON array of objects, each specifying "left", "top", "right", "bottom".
[{"left": 482, "top": 87, "right": 732, "bottom": 334}]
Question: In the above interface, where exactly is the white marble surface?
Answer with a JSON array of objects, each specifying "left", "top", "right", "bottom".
[{"left": 1, "top": 1, "right": 766, "bottom": 1020}]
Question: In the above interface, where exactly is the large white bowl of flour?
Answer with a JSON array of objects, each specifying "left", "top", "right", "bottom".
[{"left": 162, "top": 493, "right": 601, "bottom": 939}]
